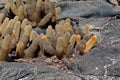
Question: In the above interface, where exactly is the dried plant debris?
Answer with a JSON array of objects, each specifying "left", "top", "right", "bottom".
[
  {"left": 0, "top": 16, "right": 98, "bottom": 61},
  {"left": 3, "top": 0, "right": 61, "bottom": 27}
]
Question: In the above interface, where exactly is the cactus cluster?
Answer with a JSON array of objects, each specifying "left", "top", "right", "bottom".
[
  {"left": 0, "top": 16, "right": 34, "bottom": 61},
  {"left": 0, "top": 16, "right": 97, "bottom": 61},
  {"left": 40, "top": 19, "right": 98, "bottom": 59},
  {"left": 1, "top": 0, "right": 61, "bottom": 27},
  {"left": 0, "top": 0, "right": 97, "bottom": 62}
]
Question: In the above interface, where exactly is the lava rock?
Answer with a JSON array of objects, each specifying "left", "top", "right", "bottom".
[
  {"left": 67, "top": 51, "right": 112, "bottom": 76},
  {"left": 56, "top": 1, "right": 118, "bottom": 18},
  {"left": 0, "top": 62, "right": 82, "bottom": 80},
  {"left": 107, "top": 61, "right": 120, "bottom": 77}
]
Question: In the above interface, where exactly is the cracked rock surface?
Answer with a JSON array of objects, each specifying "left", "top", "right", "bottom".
[{"left": 0, "top": 0, "right": 120, "bottom": 80}]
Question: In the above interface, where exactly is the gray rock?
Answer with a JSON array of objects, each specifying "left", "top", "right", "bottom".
[
  {"left": 66, "top": 19, "right": 120, "bottom": 77},
  {"left": 0, "top": 62, "right": 82, "bottom": 80},
  {"left": 67, "top": 49, "right": 112, "bottom": 76},
  {"left": 107, "top": 61, "right": 120, "bottom": 77},
  {"left": 56, "top": 1, "right": 119, "bottom": 18}
]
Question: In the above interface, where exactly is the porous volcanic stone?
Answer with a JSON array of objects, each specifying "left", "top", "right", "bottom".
[
  {"left": 107, "top": 61, "right": 120, "bottom": 77},
  {"left": 0, "top": 62, "right": 82, "bottom": 80},
  {"left": 56, "top": 1, "right": 118, "bottom": 18}
]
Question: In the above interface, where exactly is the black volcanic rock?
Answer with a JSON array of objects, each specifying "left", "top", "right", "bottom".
[{"left": 56, "top": 1, "right": 119, "bottom": 18}]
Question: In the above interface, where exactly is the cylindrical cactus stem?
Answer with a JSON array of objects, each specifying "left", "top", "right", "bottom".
[
  {"left": 64, "top": 21, "right": 72, "bottom": 32},
  {"left": 20, "top": 19, "right": 28, "bottom": 40},
  {"left": 0, "top": 3, "right": 10, "bottom": 25},
  {"left": 9, "top": 37, "right": 17, "bottom": 50},
  {"left": 48, "top": 1, "right": 55, "bottom": 23},
  {"left": 55, "top": 7, "right": 61, "bottom": 15},
  {"left": 46, "top": 25, "right": 53, "bottom": 38},
  {"left": 0, "top": 13, "right": 5, "bottom": 25},
  {"left": 2, "top": 2, "right": 10, "bottom": 15},
  {"left": 0, "top": 17, "right": 9, "bottom": 36},
  {"left": 0, "top": 35, "right": 10, "bottom": 61},
  {"left": 59, "top": 20, "right": 65, "bottom": 26},
  {"left": 75, "top": 40, "right": 86, "bottom": 55},
  {"left": 84, "top": 35, "right": 97, "bottom": 53},
  {"left": 0, "top": 38, "right": 2, "bottom": 49},
  {"left": 39, "top": 34, "right": 45, "bottom": 55},
  {"left": 21, "top": 19, "right": 28, "bottom": 29},
  {"left": 3, "top": 19, "right": 14, "bottom": 37},
  {"left": 18, "top": 5, "right": 25, "bottom": 21},
  {"left": 49, "top": 2, "right": 55, "bottom": 14},
  {"left": 29, "top": 0, "right": 42, "bottom": 23},
  {"left": 8, "top": 0, "right": 18, "bottom": 15},
  {"left": 44, "top": 0, "right": 50, "bottom": 14},
  {"left": 62, "top": 32, "right": 71, "bottom": 51},
  {"left": 16, "top": 41, "right": 25, "bottom": 58},
  {"left": 29, "top": 31, "right": 39, "bottom": 41},
  {"left": 13, "top": 16, "right": 19, "bottom": 24},
  {"left": 65, "top": 18, "right": 71, "bottom": 24},
  {"left": 9, "top": 31, "right": 17, "bottom": 50},
  {"left": 84, "top": 24, "right": 90, "bottom": 35},
  {"left": 38, "top": 12, "right": 53, "bottom": 27},
  {"left": 68, "top": 28, "right": 74, "bottom": 35},
  {"left": 26, "top": 0, "right": 36, "bottom": 17},
  {"left": 24, "top": 38, "right": 39, "bottom": 58},
  {"left": 65, "top": 34, "right": 76, "bottom": 56},
  {"left": 66, "top": 44, "right": 74, "bottom": 57},
  {"left": 55, "top": 24, "right": 64, "bottom": 36},
  {"left": 16, "top": 0, "right": 23, "bottom": 8},
  {"left": 2, "top": 35, "right": 10, "bottom": 50},
  {"left": 26, "top": 0, "right": 32, "bottom": 4},
  {"left": 1, "top": 3, "right": 10, "bottom": 23},
  {"left": 49, "top": 32, "right": 57, "bottom": 49},
  {"left": 69, "top": 34, "right": 76, "bottom": 46},
  {"left": 56, "top": 37, "right": 64, "bottom": 59},
  {"left": 40, "top": 35, "right": 56, "bottom": 56},
  {"left": 24, "top": 25, "right": 32, "bottom": 37},
  {"left": 21, "top": 25, "right": 32, "bottom": 45},
  {"left": 13, "top": 21, "right": 21, "bottom": 41}
]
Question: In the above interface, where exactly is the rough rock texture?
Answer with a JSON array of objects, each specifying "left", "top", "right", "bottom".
[
  {"left": 107, "top": 61, "right": 120, "bottom": 77},
  {"left": 0, "top": 0, "right": 120, "bottom": 80},
  {"left": 66, "top": 18, "right": 120, "bottom": 79},
  {"left": 56, "top": 1, "right": 119, "bottom": 18},
  {"left": 0, "top": 62, "right": 81, "bottom": 80}
]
